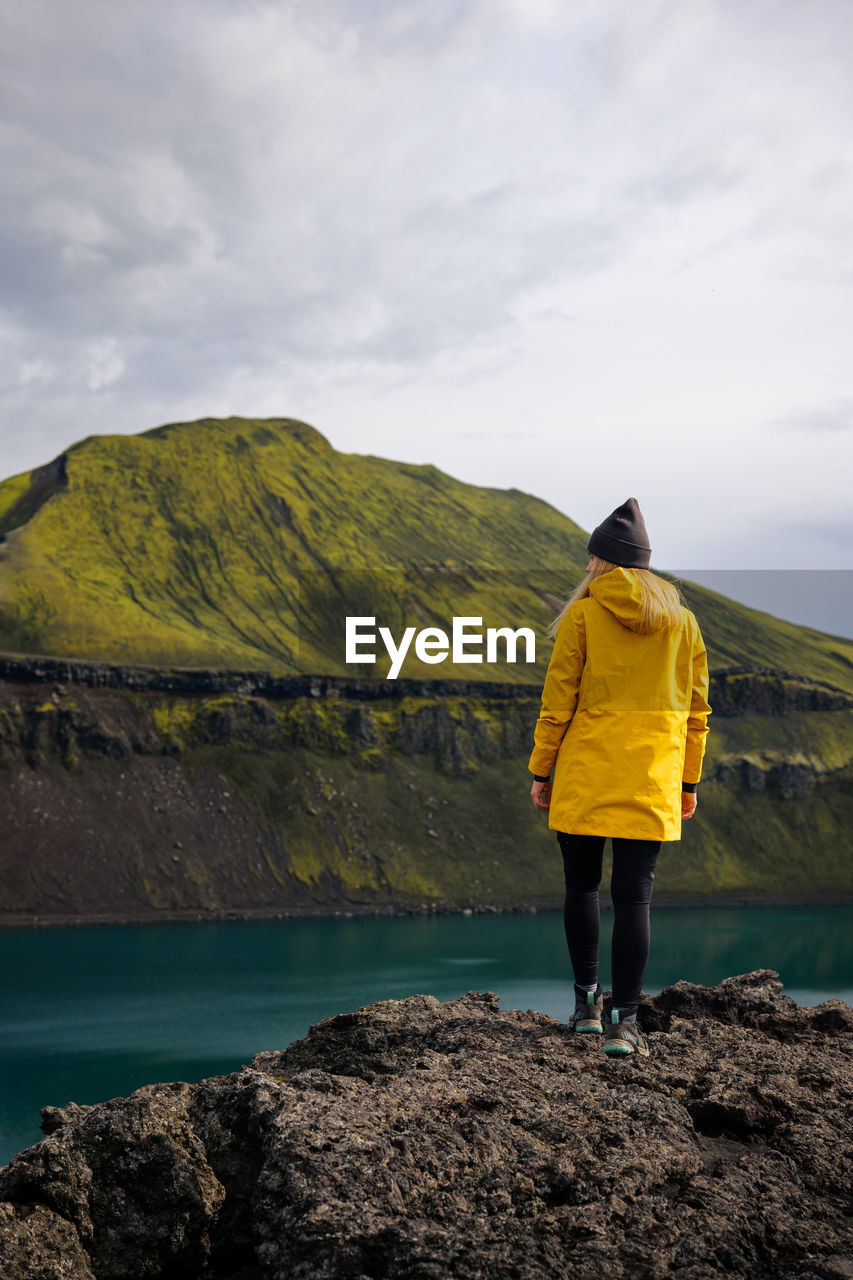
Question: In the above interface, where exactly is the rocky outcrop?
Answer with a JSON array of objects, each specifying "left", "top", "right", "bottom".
[
  {"left": 0, "top": 454, "right": 68, "bottom": 539},
  {"left": 2, "top": 651, "right": 852, "bottom": 714},
  {"left": 1, "top": 971, "right": 851, "bottom": 1279},
  {"left": 706, "top": 666, "right": 853, "bottom": 716},
  {"left": 0, "top": 651, "right": 542, "bottom": 700}
]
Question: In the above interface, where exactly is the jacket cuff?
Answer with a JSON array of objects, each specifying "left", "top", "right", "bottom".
[
  {"left": 681, "top": 781, "right": 698, "bottom": 793},
  {"left": 532, "top": 773, "right": 551, "bottom": 783}
]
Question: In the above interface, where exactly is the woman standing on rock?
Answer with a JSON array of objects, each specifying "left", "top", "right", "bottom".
[{"left": 529, "top": 498, "right": 711, "bottom": 1059}]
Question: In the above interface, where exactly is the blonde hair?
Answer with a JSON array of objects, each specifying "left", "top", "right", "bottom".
[{"left": 546, "top": 555, "right": 686, "bottom": 639}]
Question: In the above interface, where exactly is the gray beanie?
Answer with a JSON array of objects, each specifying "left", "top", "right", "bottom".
[{"left": 587, "top": 497, "right": 651, "bottom": 568}]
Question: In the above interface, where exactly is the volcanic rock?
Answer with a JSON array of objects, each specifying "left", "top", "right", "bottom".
[{"left": 1, "top": 971, "right": 851, "bottom": 1279}]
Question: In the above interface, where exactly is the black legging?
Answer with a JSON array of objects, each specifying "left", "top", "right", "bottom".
[{"left": 557, "top": 831, "right": 661, "bottom": 1013}]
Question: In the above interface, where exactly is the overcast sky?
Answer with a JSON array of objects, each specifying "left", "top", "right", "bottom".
[{"left": 2, "top": 0, "right": 852, "bottom": 588}]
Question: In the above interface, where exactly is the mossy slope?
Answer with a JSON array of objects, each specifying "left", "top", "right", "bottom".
[{"left": 1, "top": 416, "right": 852, "bottom": 691}]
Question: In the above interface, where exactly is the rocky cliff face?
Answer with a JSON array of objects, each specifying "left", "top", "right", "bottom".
[
  {"left": 1, "top": 656, "right": 853, "bottom": 923},
  {"left": 0, "top": 971, "right": 850, "bottom": 1280},
  {"left": 3, "top": 652, "right": 851, "bottom": 713}
]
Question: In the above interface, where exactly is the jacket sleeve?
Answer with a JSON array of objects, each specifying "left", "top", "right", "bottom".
[
  {"left": 528, "top": 605, "right": 586, "bottom": 778},
  {"left": 682, "top": 618, "right": 712, "bottom": 786}
]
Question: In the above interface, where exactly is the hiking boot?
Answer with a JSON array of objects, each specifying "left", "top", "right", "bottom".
[
  {"left": 602, "top": 1008, "right": 650, "bottom": 1058},
  {"left": 570, "top": 985, "right": 604, "bottom": 1034}
]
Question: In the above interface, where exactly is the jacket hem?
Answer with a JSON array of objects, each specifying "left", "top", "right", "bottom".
[{"left": 550, "top": 821, "right": 680, "bottom": 842}]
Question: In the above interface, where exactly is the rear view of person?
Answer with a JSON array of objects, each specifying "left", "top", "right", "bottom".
[{"left": 528, "top": 498, "right": 711, "bottom": 1059}]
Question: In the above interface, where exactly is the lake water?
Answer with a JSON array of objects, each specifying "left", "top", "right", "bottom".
[{"left": 1, "top": 905, "right": 851, "bottom": 1167}]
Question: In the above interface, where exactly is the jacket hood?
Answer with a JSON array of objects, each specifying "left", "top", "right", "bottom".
[{"left": 588, "top": 567, "right": 666, "bottom": 633}]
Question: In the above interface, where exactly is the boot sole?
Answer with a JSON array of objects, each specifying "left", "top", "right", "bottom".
[{"left": 603, "top": 1041, "right": 649, "bottom": 1058}]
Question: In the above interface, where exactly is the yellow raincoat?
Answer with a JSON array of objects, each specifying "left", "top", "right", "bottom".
[{"left": 528, "top": 568, "right": 712, "bottom": 841}]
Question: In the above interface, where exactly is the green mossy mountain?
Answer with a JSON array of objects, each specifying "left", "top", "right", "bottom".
[
  {"left": 1, "top": 416, "right": 852, "bottom": 690},
  {"left": 0, "top": 416, "right": 852, "bottom": 921},
  {"left": 0, "top": 417, "right": 589, "bottom": 677}
]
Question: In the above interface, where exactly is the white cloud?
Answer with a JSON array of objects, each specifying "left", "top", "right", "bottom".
[
  {"left": 18, "top": 358, "right": 52, "bottom": 386},
  {"left": 771, "top": 399, "right": 853, "bottom": 433},
  {"left": 86, "top": 337, "right": 125, "bottom": 391}
]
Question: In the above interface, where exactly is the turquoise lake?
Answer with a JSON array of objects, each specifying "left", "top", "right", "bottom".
[{"left": 1, "top": 905, "right": 851, "bottom": 1166}]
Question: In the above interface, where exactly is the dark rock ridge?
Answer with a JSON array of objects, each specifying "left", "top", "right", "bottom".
[
  {"left": 1, "top": 971, "right": 851, "bottom": 1280},
  {"left": 0, "top": 652, "right": 537, "bottom": 701},
  {"left": 0, "top": 454, "right": 68, "bottom": 539},
  {"left": 1, "top": 651, "right": 851, "bottom": 715}
]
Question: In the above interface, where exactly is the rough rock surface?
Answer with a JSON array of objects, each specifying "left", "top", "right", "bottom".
[{"left": 1, "top": 971, "right": 851, "bottom": 1279}]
